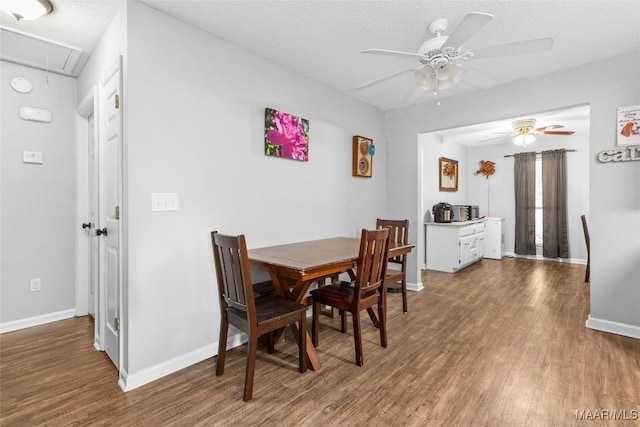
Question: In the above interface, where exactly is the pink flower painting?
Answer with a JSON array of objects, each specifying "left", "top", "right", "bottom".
[{"left": 265, "top": 108, "right": 309, "bottom": 162}]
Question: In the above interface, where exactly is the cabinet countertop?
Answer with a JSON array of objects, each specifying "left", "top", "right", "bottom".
[{"left": 424, "top": 219, "right": 486, "bottom": 227}]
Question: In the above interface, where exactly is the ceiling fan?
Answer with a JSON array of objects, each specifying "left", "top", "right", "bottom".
[
  {"left": 353, "top": 12, "right": 553, "bottom": 96},
  {"left": 486, "top": 118, "right": 576, "bottom": 146}
]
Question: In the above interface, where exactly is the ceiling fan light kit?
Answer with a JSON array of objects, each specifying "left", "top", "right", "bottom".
[
  {"left": 514, "top": 134, "right": 536, "bottom": 147},
  {"left": 355, "top": 12, "right": 553, "bottom": 99},
  {"left": 0, "top": 0, "right": 52, "bottom": 21}
]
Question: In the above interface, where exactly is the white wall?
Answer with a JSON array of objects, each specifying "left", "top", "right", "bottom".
[
  {"left": 418, "top": 116, "right": 589, "bottom": 265},
  {"left": 386, "top": 53, "right": 640, "bottom": 338},
  {"left": 419, "top": 134, "right": 469, "bottom": 219},
  {"left": 77, "top": 4, "right": 127, "bottom": 104},
  {"left": 0, "top": 61, "right": 77, "bottom": 328},
  {"left": 122, "top": 1, "right": 386, "bottom": 384},
  {"left": 465, "top": 120, "right": 590, "bottom": 261}
]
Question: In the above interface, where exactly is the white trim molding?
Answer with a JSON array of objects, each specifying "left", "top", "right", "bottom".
[
  {"left": 586, "top": 315, "right": 640, "bottom": 340},
  {"left": 407, "top": 281, "right": 424, "bottom": 292},
  {"left": 0, "top": 309, "right": 76, "bottom": 334},
  {"left": 505, "top": 252, "right": 587, "bottom": 265},
  {"left": 118, "top": 332, "right": 247, "bottom": 392}
]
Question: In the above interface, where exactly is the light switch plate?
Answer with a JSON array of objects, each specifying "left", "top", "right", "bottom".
[
  {"left": 23, "top": 151, "right": 43, "bottom": 164},
  {"left": 151, "top": 193, "right": 179, "bottom": 212}
]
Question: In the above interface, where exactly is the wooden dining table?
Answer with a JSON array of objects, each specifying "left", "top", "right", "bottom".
[{"left": 248, "top": 236, "right": 414, "bottom": 371}]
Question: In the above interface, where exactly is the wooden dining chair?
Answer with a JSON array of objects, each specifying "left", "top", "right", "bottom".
[
  {"left": 211, "top": 231, "right": 308, "bottom": 401},
  {"left": 581, "top": 215, "right": 590, "bottom": 282},
  {"left": 376, "top": 218, "right": 409, "bottom": 313},
  {"left": 311, "top": 228, "right": 390, "bottom": 366}
]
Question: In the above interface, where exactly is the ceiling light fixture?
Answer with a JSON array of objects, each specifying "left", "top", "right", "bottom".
[
  {"left": 0, "top": 0, "right": 52, "bottom": 21},
  {"left": 512, "top": 118, "right": 537, "bottom": 147},
  {"left": 514, "top": 133, "right": 535, "bottom": 147}
]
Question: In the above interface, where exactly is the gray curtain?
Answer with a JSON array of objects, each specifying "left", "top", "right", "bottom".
[
  {"left": 514, "top": 152, "right": 537, "bottom": 255},
  {"left": 542, "top": 149, "right": 569, "bottom": 258}
]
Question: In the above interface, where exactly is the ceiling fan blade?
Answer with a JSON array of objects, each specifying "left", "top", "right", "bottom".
[
  {"left": 362, "top": 49, "right": 425, "bottom": 60},
  {"left": 534, "top": 125, "right": 564, "bottom": 132},
  {"left": 443, "top": 12, "right": 493, "bottom": 51},
  {"left": 479, "top": 135, "right": 509, "bottom": 143},
  {"left": 351, "top": 67, "right": 415, "bottom": 90},
  {"left": 469, "top": 37, "right": 553, "bottom": 60},
  {"left": 462, "top": 64, "right": 501, "bottom": 90},
  {"left": 541, "top": 130, "right": 575, "bottom": 135}
]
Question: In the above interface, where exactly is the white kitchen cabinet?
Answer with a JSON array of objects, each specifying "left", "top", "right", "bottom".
[
  {"left": 483, "top": 217, "right": 505, "bottom": 260},
  {"left": 425, "top": 220, "right": 485, "bottom": 273}
]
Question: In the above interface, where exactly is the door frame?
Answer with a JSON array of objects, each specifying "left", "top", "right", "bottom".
[
  {"left": 76, "top": 56, "right": 127, "bottom": 386},
  {"left": 76, "top": 87, "right": 102, "bottom": 350}
]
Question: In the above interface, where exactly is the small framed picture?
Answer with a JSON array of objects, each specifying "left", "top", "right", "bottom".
[
  {"left": 352, "top": 135, "right": 373, "bottom": 178},
  {"left": 439, "top": 157, "right": 458, "bottom": 192}
]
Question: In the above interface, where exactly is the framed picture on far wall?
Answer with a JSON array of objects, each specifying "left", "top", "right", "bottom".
[
  {"left": 264, "top": 107, "right": 309, "bottom": 162},
  {"left": 439, "top": 157, "right": 458, "bottom": 192}
]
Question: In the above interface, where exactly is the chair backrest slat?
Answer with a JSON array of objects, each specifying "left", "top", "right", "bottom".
[
  {"left": 354, "top": 228, "right": 390, "bottom": 300},
  {"left": 211, "top": 232, "right": 255, "bottom": 315},
  {"left": 376, "top": 218, "right": 409, "bottom": 264}
]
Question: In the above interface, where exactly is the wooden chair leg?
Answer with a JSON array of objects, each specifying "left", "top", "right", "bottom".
[
  {"left": 267, "top": 331, "right": 275, "bottom": 354},
  {"left": 585, "top": 257, "right": 590, "bottom": 282},
  {"left": 378, "top": 301, "right": 387, "bottom": 348},
  {"left": 340, "top": 310, "right": 347, "bottom": 333},
  {"left": 299, "top": 313, "right": 307, "bottom": 373},
  {"left": 352, "top": 310, "right": 363, "bottom": 367},
  {"left": 216, "top": 314, "right": 228, "bottom": 376},
  {"left": 401, "top": 278, "right": 408, "bottom": 313},
  {"left": 312, "top": 300, "right": 320, "bottom": 347},
  {"left": 243, "top": 334, "right": 258, "bottom": 402}
]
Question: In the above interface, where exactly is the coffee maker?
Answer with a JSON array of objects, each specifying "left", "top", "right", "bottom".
[{"left": 432, "top": 202, "right": 452, "bottom": 223}]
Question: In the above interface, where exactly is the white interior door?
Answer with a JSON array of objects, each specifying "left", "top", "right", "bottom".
[
  {"left": 88, "top": 114, "right": 98, "bottom": 318},
  {"left": 98, "top": 57, "right": 123, "bottom": 369}
]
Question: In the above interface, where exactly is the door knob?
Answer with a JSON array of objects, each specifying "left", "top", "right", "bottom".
[
  {"left": 82, "top": 222, "right": 92, "bottom": 229},
  {"left": 96, "top": 228, "right": 108, "bottom": 236}
]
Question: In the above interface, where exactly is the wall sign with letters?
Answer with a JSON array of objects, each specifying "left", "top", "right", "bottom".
[{"left": 597, "top": 145, "right": 640, "bottom": 163}]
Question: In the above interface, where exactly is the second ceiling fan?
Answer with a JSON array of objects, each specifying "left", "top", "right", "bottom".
[
  {"left": 482, "top": 118, "right": 576, "bottom": 146},
  {"left": 354, "top": 12, "right": 553, "bottom": 95}
]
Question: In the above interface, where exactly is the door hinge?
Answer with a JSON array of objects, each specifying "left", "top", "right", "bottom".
[
  {"left": 115, "top": 94, "right": 120, "bottom": 109},
  {"left": 115, "top": 317, "right": 120, "bottom": 331},
  {"left": 115, "top": 205, "right": 120, "bottom": 220}
]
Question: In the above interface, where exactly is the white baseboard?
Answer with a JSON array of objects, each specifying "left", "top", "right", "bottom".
[
  {"left": 407, "top": 281, "right": 424, "bottom": 292},
  {"left": 119, "top": 332, "right": 247, "bottom": 392},
  {"left": 505, "top": 252, "right": 587, "bottom": 265},
  {"left": 586, "top": 315, "right": 640, "bottom": 340},
  {"left": 0, "top": 309, "right": 76, "bottom": 334}
]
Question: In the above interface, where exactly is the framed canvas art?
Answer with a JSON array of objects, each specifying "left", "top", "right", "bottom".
[
  {"left": 264, "top": 107, "right": 309, "bottom": 162},
  {"left": 439, "top": 157, "right": 458, "bottom": 192}
]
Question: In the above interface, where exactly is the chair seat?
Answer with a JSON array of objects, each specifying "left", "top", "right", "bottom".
[
  {"left": 311, "top": 282, "right": 377, "bottom": 311},
  {"left": 228, "top": 294, "right": 307, "bottom": 325}
]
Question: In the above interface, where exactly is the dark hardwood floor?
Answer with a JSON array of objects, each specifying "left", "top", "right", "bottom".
[{"left": 1, "top": 258, "right": 639, "bottom": 426}]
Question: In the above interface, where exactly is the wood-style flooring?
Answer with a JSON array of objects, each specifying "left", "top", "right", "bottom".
[{"left": 1, "top": 258, "right": 639, "bottom": 426}]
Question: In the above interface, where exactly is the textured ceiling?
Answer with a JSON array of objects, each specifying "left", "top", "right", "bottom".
[
  {"left": 136, "top": 0, "right": 640, "bottom": 111},
  {"left": 2, "top": 0, "right": 638, "bottom": 116},
  {"left": 0, "top": 0, "right": 123, "bottom": 66}
]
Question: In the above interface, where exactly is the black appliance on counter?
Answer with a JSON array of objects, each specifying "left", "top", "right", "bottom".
[{"left": 432, "top": 202, "right": 452, "bottom": 223}]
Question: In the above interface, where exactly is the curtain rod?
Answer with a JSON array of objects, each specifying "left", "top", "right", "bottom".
[{"left": 504, "top": 149, "right": 577, "bottom": 158}]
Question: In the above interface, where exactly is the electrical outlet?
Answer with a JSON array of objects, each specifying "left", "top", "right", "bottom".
[{"left": 30, "top": 278, "right": 41, "bottom": 292}]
